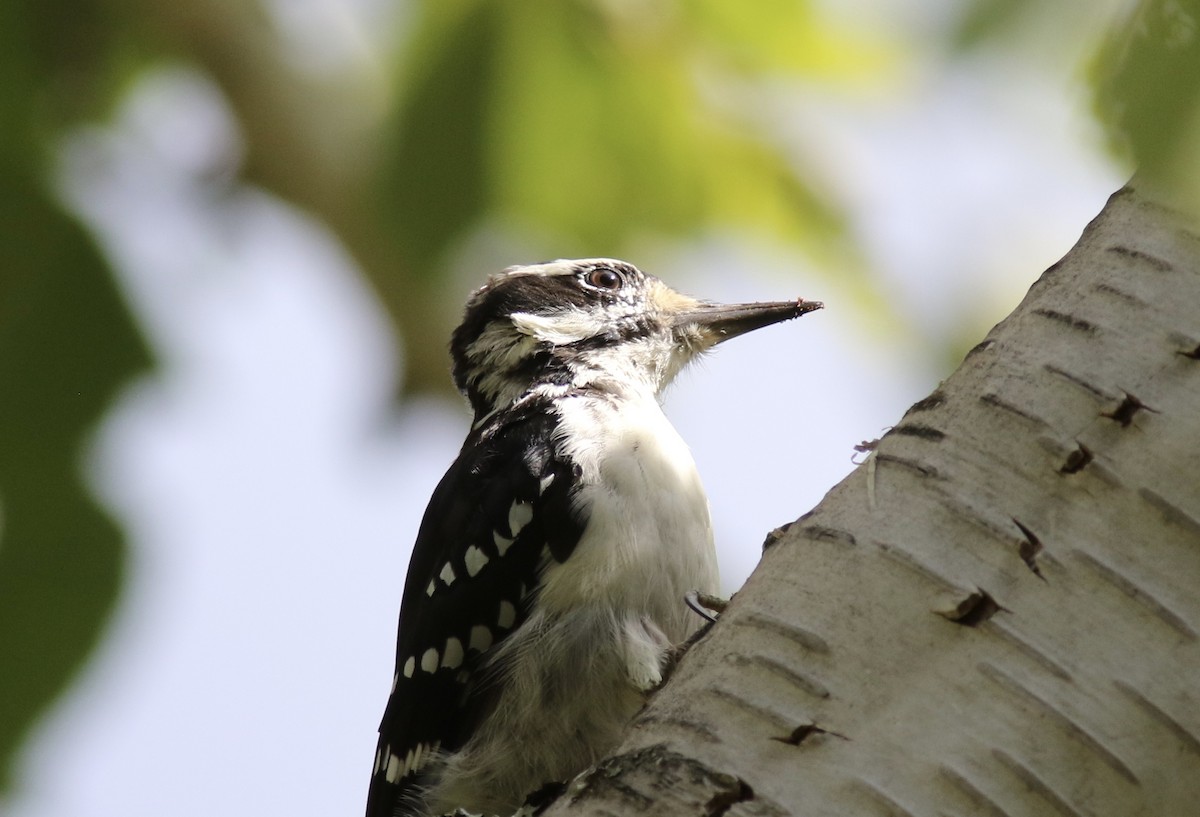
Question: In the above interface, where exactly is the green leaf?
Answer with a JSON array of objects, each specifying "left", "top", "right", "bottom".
[
  {"left": 375, "top": 0, "right": 499, "bottom": 278},
  {"left": 379, "top": 0, "right": 872, "bottom": 275},
  {"left": 683, "top": 0, "right": 895, "bottom": 79},
  {"left": 1093, "top": 0, "right": 1200, "bottom": 211},
  {"left": 0, "top": 171, "right": 151, "bottom": 793},
  {"left": 0, "top": 2, "right": 151, "bottom": 791}
]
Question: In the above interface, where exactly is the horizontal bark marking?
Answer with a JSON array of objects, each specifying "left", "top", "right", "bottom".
[
  {"left": 1092, "top": 282, "right": 1148, "bottom": 306},
  {"left": 925, "top": 485, "right": 1030, "bottom": 550},
  {"left": 1071, "top": 549, "right": 1197, "bottom": 640},
  {"left": 1105, "top": 244, "right": 1173, "bottom": 272},
  {"left": 852, "top": 779, "right": 920, "bottom": 817},
  {"left": 707, "top": 686, "right": 795, "bottom": 732},
  {"left": 938, "top": 763, "right": 1016, "bottom": 817},
  {"left": 986, "top": 618, "right": 1073, "bottom": 681},
  {"left": 991, "top": 749, "right": 1094, "bottom": 817},
  {"left": 904, "top": 391, "right": 946, "bottom": 414},
  {"left": 978, "top": 662, "right": 1140, "bottom": 785},
  {"left": 634, "top": 713, "right": 721, "bottom": 744},
  {"left": 891, "top": 424, "right": 947, "bottom": 442},
  {"left": 738, "top": 612, "right": 831, "bottom": 654},
  {"left": 1043, "top": 364, "right": 1114, "bottom": 401},
  {"left": 874, "top": 540, "right": 960, "bottom": 591},
  {"left": 1033, "top": 308, "right": 1098, "bottom": 334},
  {"left": 1138, "top": 487, "right": 1200, "bottom": 539},
  {"left": 1113, "top": 679, "right": 1200, "bottom": 756},
  {"left": 979, "top": 392, "right": 1049, "bottom": 426},
  {"left": 873, "top": 453, "right": 941, "bottom": 479},
  {"left": 771, "top": 721, "right": 848, "bottom": 746},
  {"left": 795, "top": 524, "right": 858, "bottom": 547},
  {"left": 744, "top": 654, "right": 831, "bottom": 699}
]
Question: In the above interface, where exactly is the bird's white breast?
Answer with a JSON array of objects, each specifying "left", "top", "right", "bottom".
[{"left": 541, "top": 391, "right": 719, "bottom": 640}]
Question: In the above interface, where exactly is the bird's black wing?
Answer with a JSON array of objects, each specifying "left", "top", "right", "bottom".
[{"left": 365, "top": 402, "right": 584, "bottom": 817}]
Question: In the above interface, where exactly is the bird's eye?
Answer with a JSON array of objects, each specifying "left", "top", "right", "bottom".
[{"left": 584, "top": 267, "right": 623, "bottom": 291}]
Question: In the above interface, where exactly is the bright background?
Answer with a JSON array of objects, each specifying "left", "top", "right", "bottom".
[{"left": 11, "top": 0, "right": 1194, "bottom": 814}]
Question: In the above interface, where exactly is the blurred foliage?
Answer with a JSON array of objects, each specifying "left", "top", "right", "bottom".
[
  {"left": 0, "top": 180, "right": 147, "bottom": 793},
  {"left": 1093, "top": 0, "right": 1200, "bottom": 214},
  {"left": 0, "top": 0, "right": 1194, "bottom": 800},
  {"left": 951, "top": 0, "right": 1040, "bottom": 50},
  {"left": 0, "top": 0, "right": 151, "bottom": 791},
  {"left": 374, "top": 1, "right": 880, "bottom": 335}
]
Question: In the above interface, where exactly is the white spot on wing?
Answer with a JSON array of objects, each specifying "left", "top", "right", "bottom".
[
  {"left": 494, "top": 530, "right": 514, "bottom": 556},
  {"left": 403, "top": 748, "right": 414, "bottom": 776},
  {"left": 509, "top": 500, "right": 533, "bottom": 536},
  {"left": 539, "top": 473, "right": 556, "bottom": 495},
  {"left": 385, "top": 752, "right": 402, "bottom": 783},
  {"left": 402, "top": 655, "right": 415, "bottom": 678},
  {"left": 421, "top": 647, "right": 439, "bottom": 673},
  {"left": 426, "top": 579, "right": 436, "bottom": 596},
  {"left": 391, "top": 672, "right": 398, "bottom": 693},
  {"left": 469, "top": 625, "right": 493, "bottom": 652},
  {"left": 498, "top": 600, "right": 516, "bottom": 629},
  {"left": 464, "top": 545, "right": 489, "bottom": 576},
  {"left": 439, "top": 562, "right": 456, "bottom": 586},
  {"left": 442, "top": 637, "right": 464, "bottom": 669}
]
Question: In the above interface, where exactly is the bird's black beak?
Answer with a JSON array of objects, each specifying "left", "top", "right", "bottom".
[{"left": 671, "top": 298, "right": 823, "bottom": 347}]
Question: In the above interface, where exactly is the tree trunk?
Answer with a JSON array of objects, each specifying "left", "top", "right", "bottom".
[{"left": 542, "top": 184, "right": 1200, "bottom": 817}]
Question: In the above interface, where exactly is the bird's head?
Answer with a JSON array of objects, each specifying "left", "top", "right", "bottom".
[{"left": 450, "top": 258, "right": 822, "bottom": 418}]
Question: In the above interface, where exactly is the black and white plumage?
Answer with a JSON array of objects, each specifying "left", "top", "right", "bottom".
[{"left": 366, "top": 259, "right": 821, "bottom": 817}]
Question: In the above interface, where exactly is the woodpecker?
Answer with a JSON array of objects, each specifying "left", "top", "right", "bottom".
[{"left": 366, "top": 259, "right": 821, "bottom": 817}]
